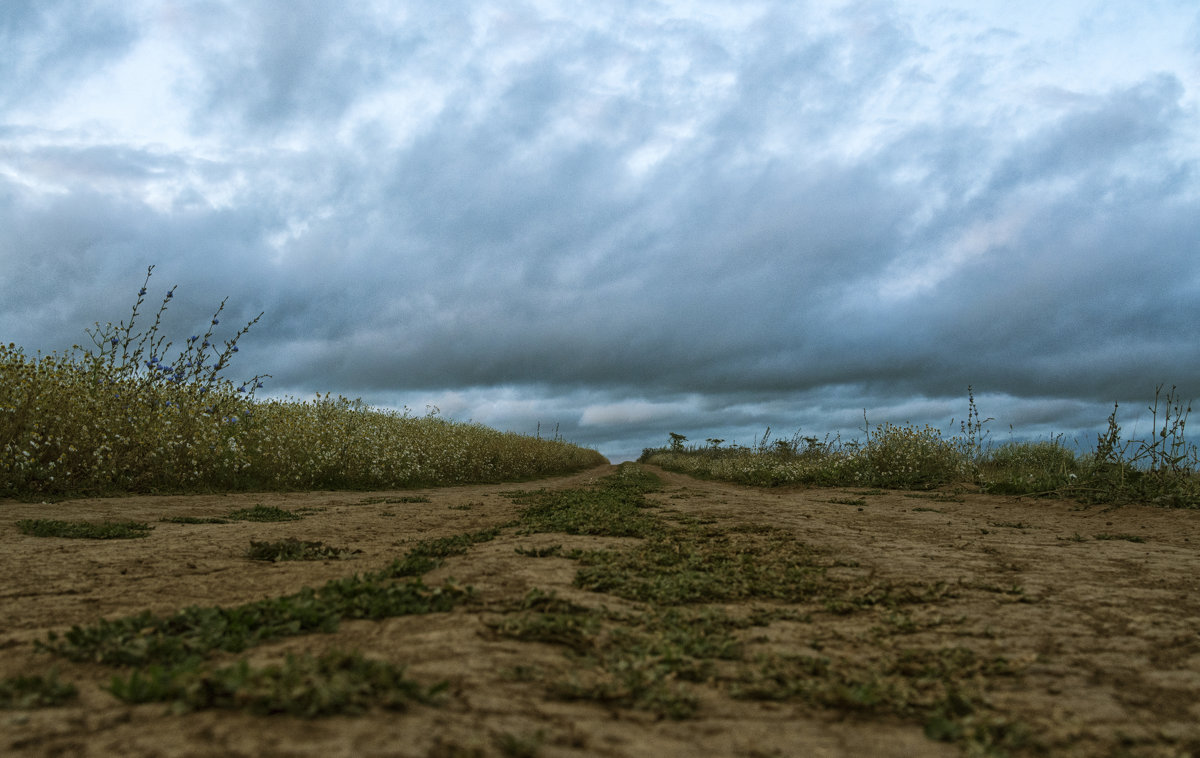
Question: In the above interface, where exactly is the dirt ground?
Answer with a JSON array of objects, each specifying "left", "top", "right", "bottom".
[{"left": 2, "top": 464, "right": 1198, "bottom": 757}]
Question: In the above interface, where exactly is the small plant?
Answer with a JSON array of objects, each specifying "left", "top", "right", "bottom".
[
  {"left": 0, "top": 669, "right": 77, "bottom": 708},
  {"left": 16, "top": 518, "right": 153, "bottom": 539},
  {"left": 226, "top": 505, "right": 302, "bottom": 522},
  {"left": 107, "top": 650, "right": 443, "bottom": 716},
  {"left": 161, "top": 516, "right": 230, "bottom": 524},
  {"left": 246, "top": 538, "right": 361, "bottom": 561},
  {"left": 826, "top": 497, "right": 866, "bottom": 506}
]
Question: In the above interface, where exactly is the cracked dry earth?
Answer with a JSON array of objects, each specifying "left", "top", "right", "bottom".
[{"left": 2, "top": 463, "right": 1199, "bottom": 757}]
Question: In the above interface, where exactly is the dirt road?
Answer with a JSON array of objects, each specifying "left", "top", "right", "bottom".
[{"left": 2, "top": 464, "right": 1198, "bottom": 757}]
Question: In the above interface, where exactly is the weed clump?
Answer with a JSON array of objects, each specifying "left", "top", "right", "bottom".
[
  {"left": 246, "top": 538, "right": 361, "bottom": 561},
  {"left": 16, "top": 519, "right": 153, "bottom": 539},
  {"left": 0, "top": 669, "right": 77, "bottom": 708},
  {"left": 226, "top": 505, "right": 302, "bottom": 522},
  {"left": 106, "top": 650, "right": 442, "bottom": 716}
]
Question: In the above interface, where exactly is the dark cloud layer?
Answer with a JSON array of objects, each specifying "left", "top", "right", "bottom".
[{"left": 2, "top": 1, "right": 1198, "bottom": 460}]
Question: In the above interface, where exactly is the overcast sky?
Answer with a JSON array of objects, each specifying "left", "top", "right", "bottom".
[{"left": 2, "top": 1, "right": 1198, "bottom": 462}]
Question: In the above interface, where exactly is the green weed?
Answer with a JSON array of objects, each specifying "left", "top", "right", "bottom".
[
  {"left": 107, "top": 650, "right": 441, "bottom": 716},
  {"left": 246, "top": 538, "right": 362, "bottom": 561},
  {"left": 0, "top": 669, "right": 78, "bottom": 708},
  {"left": 225, "top": 504, "right": 302, "bottom": 522},
  {"left": 16, "top": 519, "right": 153, "bottom": 539},
  {"left": 161, "top": 516, "right": 230, "bottom": 524},
  {"left": 38, "top": 575, "right": 470, "bottom": 668}
]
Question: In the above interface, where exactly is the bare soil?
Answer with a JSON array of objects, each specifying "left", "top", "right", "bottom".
[{"left": 2, "top": 464, "right": 1199, "bottom": 757}]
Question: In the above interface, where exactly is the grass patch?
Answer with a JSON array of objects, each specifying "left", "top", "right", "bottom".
[
  {"left": 509, "top": 473, "right": 660, "bottom": 538},
  {"left": 107, "top": 650, "right": 443, "bottom": 716},
  {"left": 485, "top": 463, "right": 1021, "bottom": 747},
  {"left": 37, "top": 572, "right": 471, "bottom": 668},
  {"left": 226, "top": 505, "right": 302, "bottom": 522},
  {"left": 0, "top": 669, "right": 78, "bottom": 708},
  {"left": 1093, "top": 533, "right": 1146, "bottom": 543},
  {"left": 358, "top": 496, "right": 431, "bottom": 505},
  {"left": 15, "top": 518, "right": 152, "bottom": 539},
  {"left": 826, "top": 497, "right": 867, "bottom": 506},
  {"left": 161, "top": 516, "right": 230, "bottom": 524},
  {"left": 246, "top": 538, "right": 362, "bottom": 561},
  {"left": 734, "top": 648, "right": 1027, "bottom": 752}
]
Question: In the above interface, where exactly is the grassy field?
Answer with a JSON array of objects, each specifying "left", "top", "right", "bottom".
[{"left": 1, "top": 267, "right": 606, "bottom": 500}]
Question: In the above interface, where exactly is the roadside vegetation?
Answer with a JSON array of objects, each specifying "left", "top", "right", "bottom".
[
  {"left": 640, "top": 387, "right": 1200, "bottom": 508},
  {"left": 1, "top": 266, "right": 606, "bottom": 500}
]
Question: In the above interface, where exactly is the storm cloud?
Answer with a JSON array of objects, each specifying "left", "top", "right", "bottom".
[{"left": 2, "top": 1, "right": 1198, "bottom": 461}]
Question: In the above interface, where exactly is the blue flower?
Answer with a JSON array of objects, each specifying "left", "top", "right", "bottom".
[
  {"left": 139, "top": 288, "right": 147, "bottom": 296},
  {"left": 231, "top": 346, "right": 239, "bottom": 352},
  {"left": 202, "top": 340, "right": 210, "bottom": 348},
  {"left": 212, "top": 318, "right": 219, "bottom": 325},
  {"left": 110, "top": 337, "right": 119, "bottom": 346},
  {"left": 166, "top": 289, "right": 174, "bottom": 299},
  {"left": 189, "top": 335, "right": 199, "bottom": 342}
]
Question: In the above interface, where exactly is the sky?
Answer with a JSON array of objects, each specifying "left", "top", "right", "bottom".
[{"left": 2, "top": 1, "right": 1198, "bottom": 462}]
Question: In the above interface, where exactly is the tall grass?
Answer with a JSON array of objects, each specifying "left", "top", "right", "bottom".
[
  {"left": 641, "top": 387, "right": 1200, "bottom": 507},
  {"left": 1, "top": 267, "right": 606, "bottom": 499}
]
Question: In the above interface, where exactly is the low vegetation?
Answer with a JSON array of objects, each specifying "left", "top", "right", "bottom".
[
  {"left": 488, "top": 466, "right": 1028, "bottom": 753},
  {"left": 0, "top": 669, "right": 77, "bottom": 709},
  {"left": 106, "top": 650, "right": 442, "bottom": 717},
  {"left": 641, "top": 387, "right": 1200, "bottom": 507},
  {"left": 1, "top": 266, "right": 606, "bottom": 500},
  {"left": 245, "top": 538, "right": 361, "bottom": 562},
  {"left": 16, "top": 519, "right": 153, "bottom": 539}
]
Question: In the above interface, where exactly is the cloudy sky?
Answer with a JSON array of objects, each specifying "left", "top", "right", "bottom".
[{"left": 2, "top": 1, "right": 1198, "bottom": 462}]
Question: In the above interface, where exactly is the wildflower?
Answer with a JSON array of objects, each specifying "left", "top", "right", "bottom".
[
  {"left": 189, "top": 335, "right": 199, "bottom": 342},
  {"left": 232, "top": 346, "right": 239, "bottom": 352},
  {"left": 110, "top": 337, "right": 119, "bottom": 346},
  {"left": 166, "top": 288, "right": 174, "bottom": 299},
  {"left": 203, "top": 341, "right": 210, "bottom": 348},
  {"left": 212, "top": 318, "right": 219, "bottom": 325},
  {"left": 139, "top": 288, "right": 147, "bottom": 296}
]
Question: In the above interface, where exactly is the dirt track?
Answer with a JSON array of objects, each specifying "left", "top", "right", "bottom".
[{"left": 2, "top": 464, "right": 1199, "bottom": 757}]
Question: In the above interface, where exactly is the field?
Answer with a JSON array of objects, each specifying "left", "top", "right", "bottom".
[{"left": 3, "top": 463, "right": 1198, "bottom": 757}]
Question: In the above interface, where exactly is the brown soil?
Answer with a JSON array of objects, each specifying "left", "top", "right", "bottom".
[{"left": 2, "top": 464, "right": 1199, "bottom": 757}]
